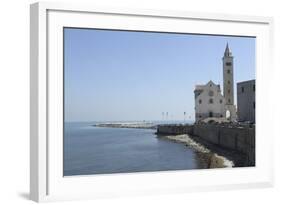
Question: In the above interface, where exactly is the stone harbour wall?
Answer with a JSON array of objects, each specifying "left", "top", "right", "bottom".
[
  {"left": 156, "top": 124, "right": 255, "bottom": 166},
  {"left": 193, "top": 124, "right": 255, "bottom": 166},
  {"left": 156, "top": 124, "right": 193, "bottom": 135}
]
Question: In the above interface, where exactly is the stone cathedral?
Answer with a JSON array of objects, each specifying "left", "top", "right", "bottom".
[{"left": 194, "top": 43, "right": 237, "bottom": 122}]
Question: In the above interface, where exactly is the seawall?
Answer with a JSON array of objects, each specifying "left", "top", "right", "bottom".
[{"left": 156, "top": 123, "right": 255, "bottom": 167}]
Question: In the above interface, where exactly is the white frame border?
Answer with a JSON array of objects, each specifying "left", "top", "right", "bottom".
[{"left": 30, "top": 2, "right": 274, "bottom": 202}]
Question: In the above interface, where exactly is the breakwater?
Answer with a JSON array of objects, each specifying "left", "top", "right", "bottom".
[
  {"left": 93, "top": 122, "right": 157, "bottom": 129},
  {"left": 156, "top": 123, "right": 255, "bottom": 167}
]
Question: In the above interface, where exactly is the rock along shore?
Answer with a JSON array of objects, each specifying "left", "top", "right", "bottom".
[
  {"left": 156, "top": 123, "right": 255, "bottom": 167},
  {"left": 158, "top": 134, "right": 234, "bottom": 168}
]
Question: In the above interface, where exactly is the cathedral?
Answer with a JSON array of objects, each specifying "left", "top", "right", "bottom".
[{"left": 194, "top": 43, "right": 237, "bottom": 122}]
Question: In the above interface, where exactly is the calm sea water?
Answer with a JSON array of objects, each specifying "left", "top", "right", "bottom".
[{"left": 64, "top": 122, "right": 207, "bottom": 176}]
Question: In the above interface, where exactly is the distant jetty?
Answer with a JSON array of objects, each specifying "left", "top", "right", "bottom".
[{"left": 93, "top": 122, "right": 158, "bottom": 129}]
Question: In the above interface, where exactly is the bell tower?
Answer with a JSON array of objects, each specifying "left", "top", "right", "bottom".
[
  {"left": 223, "top": 43, "right": 234, "bottom": 105},
  {"left": 222, "top": 43, "right": 237, "bottom": 121}
]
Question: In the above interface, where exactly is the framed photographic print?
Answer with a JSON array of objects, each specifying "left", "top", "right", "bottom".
[{"left": 30, "top": 2, "right": 274, "bottom": 202}]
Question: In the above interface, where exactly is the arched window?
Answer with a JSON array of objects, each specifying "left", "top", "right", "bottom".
[
  {"left": 226, "top": 110, "right": 231, "bottom": 120},
  {"left": 199, "top": 99, "right": 202, "bottom": 104},
  {"left": 209, "top": 98, "right": 213, "bottom": 104}
]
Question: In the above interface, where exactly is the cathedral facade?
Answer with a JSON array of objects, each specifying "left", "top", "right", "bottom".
[{"left": 194, "top": 44, "right": 237, "bottom": 122}]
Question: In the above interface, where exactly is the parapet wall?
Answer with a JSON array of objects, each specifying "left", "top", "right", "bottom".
[
  {"left": 157, "top": 124, "right": 193, "bottom": 135},
  {"left": 157, "top": 124, "right": 255, "bottom": 166}
]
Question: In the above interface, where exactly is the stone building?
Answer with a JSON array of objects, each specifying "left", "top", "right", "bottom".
[
  {"left": 194, "top": 43, "right": 237, "bottom": 122},
  {"left": 194, "top": 81, "right": 226, "bottom": 121},
  {"left": 237, "top": 80, "right": 255, "bottom": 123}
]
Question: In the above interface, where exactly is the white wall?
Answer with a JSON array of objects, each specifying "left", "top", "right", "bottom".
[
  {"left": 195, "top": 82, "right": 226, "bottom": 120},
  {"left": 0, "top": 0, "right": 280, "bottom": 204}
]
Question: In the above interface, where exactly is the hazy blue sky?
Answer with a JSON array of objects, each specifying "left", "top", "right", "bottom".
[{"left": 64, "top": 28, "right": 255, "bottom": 122}]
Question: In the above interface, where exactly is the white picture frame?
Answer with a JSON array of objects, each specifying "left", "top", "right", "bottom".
[{"left": 30, "top": 2, "right": 274, "bottom": 202}]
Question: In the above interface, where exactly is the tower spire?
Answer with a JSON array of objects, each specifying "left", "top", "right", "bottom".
[
  {"left": 223, "top": 42, "right": 234, "bottom": 105},
  {"left": 224, "top": 43, "right": 232, "bottom": 57}
]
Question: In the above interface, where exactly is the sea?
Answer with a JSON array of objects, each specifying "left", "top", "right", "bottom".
[{"left": 63, "top": 121, "right": 208, "bottom": 176}]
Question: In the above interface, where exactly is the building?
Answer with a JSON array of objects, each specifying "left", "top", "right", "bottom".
[
  {"left": 237, "top": 80, "right": 255, "bottom": 123},
  {"left": 194, "top": 81, "right": 226, "bottom": 121},
  {"left": 194, "top": 43, "right": 237, "bottom": 122}
]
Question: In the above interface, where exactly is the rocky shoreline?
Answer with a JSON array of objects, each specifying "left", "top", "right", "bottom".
[
  {"left": 157, "top": 134, "right": 234, "bottom": 168},
  {"left": 157, "top": 124, "right": 254, "bottom": 167}
]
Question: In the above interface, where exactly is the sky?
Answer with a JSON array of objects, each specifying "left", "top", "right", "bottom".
[{"left": 64, "top": 28, "right": 255, "bottom": 122}]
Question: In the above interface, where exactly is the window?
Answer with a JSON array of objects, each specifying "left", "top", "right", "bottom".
[
  {"left": 253, "top": 84, "right": 255, "bottom": 92},
  {"left": 226, "top": 110, "right": 231, "bottom": 119},
  {"left": 253, "top": 101, "right": 255, "bottom": 109},
  {"left": 227, "top": 69, "right": 230, "bottom": 74},
  {"left": 228, "top": 99, "right": 231, "bottom": 103},
  {"left": 199, "top": 115, "right": 202, "bottom": 118},
  {"left": 199, "top": 99, "right": 202, "bottom": 104},
  {"left": 241, "top": 87, "right": 244, "bottom": 93},
  {"left": 228, "top": 80, "right": 230, "bottom": 84},
  {"left": 226, "top": 62, "right": 232, "bottom": 66},
  {"left": 208, "top": 90, "right": 214, "bottom": 96},
  {"left": 220, "top": 114, "right": 223, "bottom": 117},
  {"left": 219, "top": 99, "right": 223, "bottom": 104},
  {"left": 209, "top": 98, "right": 213, "bottom": 104},
  {"left": 228, "top": 89, "right": 230, "bottom": 94},
  {"left": 209, "top": 112, "right": 213, "bottom": 117}
]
